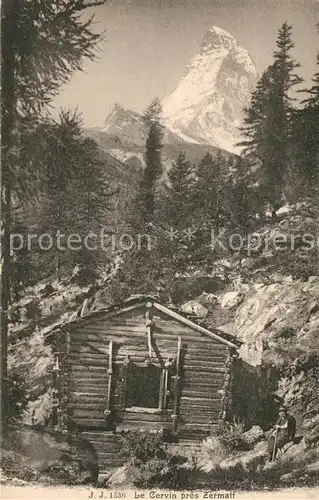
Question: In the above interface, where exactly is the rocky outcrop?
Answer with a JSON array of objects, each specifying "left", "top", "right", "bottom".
[
  {"left": 234, "top": 281, "right": 319, "bottom": 364},
  {"left": 212, "top": 276, "right": 319, "bottom": 449},
  {"left": 1, "top": 427, "right": 99, "bottom": 485}
]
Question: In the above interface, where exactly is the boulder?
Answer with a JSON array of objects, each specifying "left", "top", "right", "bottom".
[
  {"left": 276, "top": 205, "right": 292, "bottom": 216},
  {"left": 241, "top": 258, "right": 255, "bottom": 269},
  {"left": 105, "top": 465, "right": 131, "bottom": 488},
  {"left": 253, "top": 283, "right": 266, "bottom": 291},
  {"left": 199, "top": 292, "right": 219, "bottom": 306},
  {"left": 242, "top": 425, "right": 265, "bottom": 445},
  {"left": 1, "top": 427, "right": 99, "bottom": 485},
  {"left": 180, "top": 301, "right": 208, "bottom": 318},
  {"left": 217, "top": 441, "right": 267, "bottom": 471},
  {"left": 308, "top": 276, "right": 319, "bottom": 284},
  {"left": 39, "top": 284, "right": 55, "bottom": 297},
  {"left": 221, "top": 291, "right": 244, "bottom": 309}
]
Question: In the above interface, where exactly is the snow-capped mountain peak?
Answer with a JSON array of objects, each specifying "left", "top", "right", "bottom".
[
  {"left": 162, "top": 26, "right": 257, "bottom": 153},
  {"left": 201, "top": 26, "right": 237, "bottom": 53}
]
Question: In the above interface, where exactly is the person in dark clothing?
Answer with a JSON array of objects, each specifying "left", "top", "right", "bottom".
[{"left": 267, "top": 406, "right": 296, "bottom": 460}]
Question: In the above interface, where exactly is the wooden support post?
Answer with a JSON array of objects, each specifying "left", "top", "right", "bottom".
[
  {"left": 147, "top": 326, "right": 152, "bottom": 358},
  {"left": 52, "top": 353, "right": 61, "bottom": 429},
  {"left": 104, "top": 340, "right": 113, "bottom": 418},
  {"left": 163, "top": 367, "right": 169, "bottom": 409},
  {"left": 61, "top": 330, "right": 71, "bottom": 433},
  {"left": 145, "top": 301, "right": 154, "bottom": 359},
  {"left": 121, "top": 355, "right": 131, "bottom": 408},
  {"left": 160, "top": 357, "right": 173, "bottom": 410},
  {"left": 219, "top": 347, "right": 236, "bottom": 421},
  {"left": 172, "top": 336, "right": 181, "bottom": 433}
]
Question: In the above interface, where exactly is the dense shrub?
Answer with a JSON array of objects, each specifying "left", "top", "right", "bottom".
[
  {"left": 201, "top": 435, "right": 228, "bottom": 464},
  {"left": 216, "top": 421, "right": 251, "bottom": 453},
  {"left": 201, "top": 421, "right": 251, "bottom": 466},
  {"left": 7, "top": 372, "right": 30, "bottom": 424},
  {"left": 124, "top": 457, "right": 187, "bottom": 489},
  {"left": 119, "top": 430, "right": 166, "bottom": 465},
  {"left": 119, "top": 431, "right": 188, "bottom": 489}
]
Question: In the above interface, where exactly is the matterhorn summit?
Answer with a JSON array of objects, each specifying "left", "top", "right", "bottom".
[{"left": 162, "top": 26, "right": 257, "bottom": 153}]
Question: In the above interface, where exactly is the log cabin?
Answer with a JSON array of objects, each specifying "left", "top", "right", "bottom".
[{"left": 50, "top": 295, "right": 244, "bottom": 472}]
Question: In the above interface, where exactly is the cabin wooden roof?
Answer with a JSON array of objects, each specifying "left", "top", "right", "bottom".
[{"left": 53, "top": 294, "right": 241, "bottom": 349}]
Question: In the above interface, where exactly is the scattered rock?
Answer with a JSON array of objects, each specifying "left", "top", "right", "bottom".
[
  {"left": 80, "top": 298, "right": 90, "bottom": 317},
  {"left": 199, "top": 292, "right": 219, "bottom": 305},
  {"left": 241, "top": 258, "right": 255, "bottom": 269},
  {"left": 105, "top": 465, "right": 130, "bottom": 488},
  {"left": 253, "top": 283, "right": 265, "bottom": 291},
  {"left": 39, "top": 284, "right": 56, "bottom": 298},
  {"left": 238, "top": 343, "right": 263, "bottom": 366},
  {"left": 300, "top": 210, "right": 314, "bottom": 218},
  {"left": 290, "top": 215, "right": 302, "bottom": 223},
  {"left": 180, "top": 301, "right": 208, "bottom": 318},
  {"left": 308, "top": 284, "right": 319, "bottom": 300},
  {"left": 218, "top": 441, "right": 266, "bottom": 470},
  {"left": 242, "top": 425, "right": 265, "bottom": 445},
  {"left": 306, "top": 460, "right": 319, "bottom": 472},
  {"left": 218, "top": 322, "right": 237, "bottom": 336},
  {"left": 69, "top": 311, "right": 79, "bottom": 322},
  {"left": 308, "top": 276, "right": 319, "bottom": 284},
  {"left": 276, "top": 205, "right": 293, "bottom": 216},
  {"left": 295, "top": 201, "right": 312, "bottom": 211},
  {"left": 221, "top": 291, "right": 244, "bottom": 309},
  {"left": 308, "top": 301, "right": 319, "bottom": 315},
  {"left": 278, "top": 219, "right": 289, "bottom": 227}
]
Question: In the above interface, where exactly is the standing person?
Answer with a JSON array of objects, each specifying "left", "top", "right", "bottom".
[{"left": 267, "top": 406, "right": 296, "bottom": 461}]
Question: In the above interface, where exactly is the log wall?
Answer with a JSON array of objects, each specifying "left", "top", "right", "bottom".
[{"left": 65, "top": 305, "right": 230, "bottom": 438}]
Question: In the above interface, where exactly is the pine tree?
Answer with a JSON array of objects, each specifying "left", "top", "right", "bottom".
[
  {"left": 194, "top": 152, "right": 225, "bottom": 232},
  {"left": 35, "top": 111, "right": 114, "bottom": 284},
  {"left": 161, "top": 152, "right": 195, "bottom": 272},
  {"left": 301, "top": 53, "right": 319, "bottom": 109},
  {"left": 134, "top": 98, "right": 164, "bottom": 228},
  {"left": 239, "top": 67, "right": 274, "bottom": 157},
  {"left": 229, "top": 156, "right": 257, "bottom": 231},
  {"left": 166, "top": 152, "right": 194, "bottom": 227},
  {"left": 35, "top": 111, "right": 85, "bottom": 281},
  {"left": 188, "top": 152, "right": 227, "bottom": 267},
  {"left": 240, "top": 23, "right": 303, "bottom": 214},
  {"left": 292, "top": 51, "right": 319, "bottom": 195},
  {"left": 270, "top": 22, "right": 303, "bottom": 205},
  {"left": 10, "top": 219, "right": 34, "bottom": 302},
  {"left": 71, "top": 136, "right": 114, "bottom": 285},
  {"left": 1, "top": 0, "right": 107, "bottom": 435}
]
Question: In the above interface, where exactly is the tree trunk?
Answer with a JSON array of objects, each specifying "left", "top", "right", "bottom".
[{"left": 1, "top": 0, "right": 17, "bottom": 438}]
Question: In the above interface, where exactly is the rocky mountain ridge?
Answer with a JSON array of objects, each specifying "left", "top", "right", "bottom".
[
  {"left": 89, "top": 26, "right": 257, "bottom": 161},
  {"left": 102, "top": 103, "right": 185, "bottom": 148}
]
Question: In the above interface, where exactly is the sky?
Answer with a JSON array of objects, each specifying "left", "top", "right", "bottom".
[{"left": 54, "top": 0, "right": 318, "bottom": 127}]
